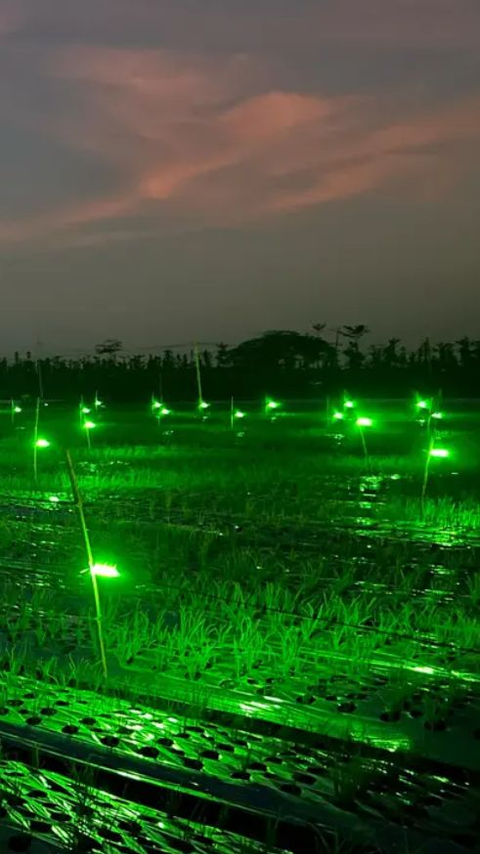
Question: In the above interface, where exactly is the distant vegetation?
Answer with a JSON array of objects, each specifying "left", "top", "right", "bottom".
[{"left": 1, "top": 326, "right": 480, "bottom": 400}]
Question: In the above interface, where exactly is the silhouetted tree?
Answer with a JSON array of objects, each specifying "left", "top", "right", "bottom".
[{"left": 95, "top": 339, "right": 123, "bottom": 358}]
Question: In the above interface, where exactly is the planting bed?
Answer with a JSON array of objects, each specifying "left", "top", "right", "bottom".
[{"left": 0, "top": 401, "right": 479, "bottom": 851}]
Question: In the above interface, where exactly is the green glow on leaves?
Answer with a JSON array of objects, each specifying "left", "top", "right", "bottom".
[
  {"left": 430, "top": 448, "right": 449, "bottom": 458},
  {"left": 344, "top": 400, "right": 355, "bottom": 409},
  {"left": 266, "top": 399, "right": 280, "bottom": 410},
  {"left": 416, "top": 400, "right": 429, "bottom": 410},
  {"left": 81, "top": 406, "right": 91, "bottom": 414},
  {"left": 199, "top": 401, "right": 210, "bottom": 410},
  {"left": 431, "top": 411, "right": 443, "bottom": 419},
  {"left": 152, "top": 400, "right": 162, "bottom": 410},
  {"left": 160, "top": 407, "right": 171, "bottom": 416},
  {"left": 13, "top": 406, "right": 22, "bottom": 414},
  {"left": 89, "top": 563, "right": 119, "bottom": 578},
  {"left": 35, "top": 438, "right": 50, "bottom": 448},
  {"left": 333, "top": 411, "right": 344, "bottom": 420},
  {"left": 234, "top": 410, "right": 246, "bottom": 419},
  {"left": 356, "top": 417, "right": 373, "bottom": 427},
  {"left": 83, "top": 420, "right": 96, "bottom": 430},
  {"left": 49, "top": 495, "right": 60, "bottom": 503}
]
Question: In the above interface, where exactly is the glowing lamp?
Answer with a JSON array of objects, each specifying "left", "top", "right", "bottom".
[
  {"left": 356, "top": 417, "right": 372, "bottom": 427},
  {"left": 87, "top": 563, "right": 119, "bottom": 578},
  {"left": 429, "top": 448, "right": 449, "bottom": 458},
  {"left": 35, "top": 438, "right": 50, "bottom": 448}
]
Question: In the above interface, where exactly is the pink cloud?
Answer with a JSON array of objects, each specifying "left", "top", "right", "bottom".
[
  {"left": 0, "top": 3, "right": 23, "bottom": 36},
  {"left": 1, "top": 44, "right": 480, "bottom": 247}
]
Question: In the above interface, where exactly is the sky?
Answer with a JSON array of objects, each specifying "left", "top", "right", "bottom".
[{"left": 1, "top": 0, "right": 480, "bottom": 354}]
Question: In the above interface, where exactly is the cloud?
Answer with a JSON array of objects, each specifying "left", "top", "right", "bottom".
[
  {"left": 0, "top": 3, "right": 23, "bottom": 36},
  {"left": 0, "top": 39, "right": 480, "bottom": 248},
  {"left": 11, "top": 0, "right": 480, "bottom": 51}
]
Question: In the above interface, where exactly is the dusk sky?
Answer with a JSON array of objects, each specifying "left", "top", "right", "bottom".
[{"left": 1, "top": 0, "right": 480, "bottom": 354}]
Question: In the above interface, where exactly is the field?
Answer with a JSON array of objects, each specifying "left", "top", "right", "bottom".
[{"left": 0, "top": 397, "right": 479, "bottom": 854}]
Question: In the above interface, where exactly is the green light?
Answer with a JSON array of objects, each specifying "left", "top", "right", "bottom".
[
  {"left": 430, "top": 448, "right": 449, "bottom": 458},
  {"left": 344, "top": 400, "right": 355, "bottom": 409},
  {"left": 14, "top": 406, "right": 22, "bottom": 414},
  {"left": 431, "top": 411, "right": 443, "bottom": 420},
  {"left": 199, "top": 401, "right": 210, "bottom": 410},
  {"left": 160, "top": 407, "right": 171, "bottom": 416},
  {"left": 49, "top": 495, "right": 60, "bottom": 503},
  {"left": 356, "top": 417, "right": 372, "bottom": 427},
  {"left": 35, "top": 438, "right": 50, "bottom": 448},
  {"left": 83, "top": 420, "right": 96, "bottom": 430},
  {"left": 266, "top": 399, "right": 280, "bottom": 410},
  {"left": 152, "top": 400, "right": 162, "bottom": 410},
  {"left": 333, "top": 411, "right": 344, "bottom": 420},
  {"left": 87, "top": 563, "right": 119, "bottom": 578},
  {"left": 81, "top": 406, "right": 91, "bottom": 414},
  {"left": 234, "top": 410, "right": 246, "bottom": 419},
  {"left": 416, "top": 400, "right": 429, "bottom": 410}
]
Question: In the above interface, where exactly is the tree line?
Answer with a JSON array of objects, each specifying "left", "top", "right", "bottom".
[{"left": 1, "top": 327, "right": 479, "bottom": 401}]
